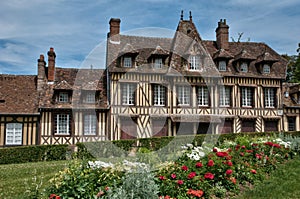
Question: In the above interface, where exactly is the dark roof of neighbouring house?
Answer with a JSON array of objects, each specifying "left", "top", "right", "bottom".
[{"left": 0, "top": 75, "right": 38, "bottom": 114}]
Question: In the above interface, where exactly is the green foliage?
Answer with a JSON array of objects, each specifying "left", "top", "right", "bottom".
[{"left": 0, "top": 145, "right": 70, "bottom": 164}]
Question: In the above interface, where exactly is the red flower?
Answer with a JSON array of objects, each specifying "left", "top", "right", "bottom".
[
  {"left": 250, "top": 169, "right": 257, "bottom": 174},
  {"left": 164, "top": 196, "right": 171, "bottom": 199},
  {"left": 246, "top": 149, "right": 253, "bottom": 153},
  {"left": 227, "top": 161, "right": 233, "bottom": 166},
  {"left": 171, "top": 173, "right": 177, "bottom": 179},
  {"left": 230, "top": 177, "right": 237, "bottom": 184},
  {"left": 204, "top": 172, "right": 214, "bottom": 180},
  {"left": 216, "top": 151, "right": 228, "bottom": 157},
  {"left": 213, "top": 147, "right": 218, "bottom": 152},
  {"left": 177, "top": 180, "right": 184, "bottom": 185},
  {"left": 240, "top": 152, "right": 244, "bottom": 156},
  {"left": 159, "top": 176, "right": 166, "bottom": 180},
  {"left": 196, "top": 162, "right": 203, "bottom": 168},
  {"left": 181, "top": 165, "right": 188, "bottom": 171},
  {"left": 227, "top": 148, "right": 232, "bottom": 152},
  {"left": 105, "top": 186, "right": 109, "bottom": 191},
  {"left": 49, "top": 194, "right": 61, "bottom": 199},
  {"left": 226, "top": 169, "right": 233, "bottom": 175},
  {"left": 207, "top": 159, "right": 214, "bottom": 167},
  {"left": 187, "top": 189, "right": 204, "bottom": 197},
  {"left": 187, "top": 172, "right": 196, "bottom": 179}
]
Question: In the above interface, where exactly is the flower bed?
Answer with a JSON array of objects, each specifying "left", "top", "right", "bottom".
[{"left": 46, "top": 135, "right": 299, "bottom": 199}]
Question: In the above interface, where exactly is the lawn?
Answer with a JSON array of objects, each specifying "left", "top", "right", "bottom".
[
  {"left": 236, "top": 157, "right": 300, "bottom": 199},
  {"left": 0, "top": 160, "right": 68, "bottom": 199}
]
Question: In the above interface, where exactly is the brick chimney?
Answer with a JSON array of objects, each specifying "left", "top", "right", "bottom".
[
  {"left": 47, "top": 47, "right": 56, "bottom": 81},
  {"left": 216, "top": 19, "right": 229, "bottom": 50},
  {"left": 109, "top": 18, "right": 121, "bottom": 39},
  {"left": 37, "top": 54, "right": 46, "bottom": 91}
]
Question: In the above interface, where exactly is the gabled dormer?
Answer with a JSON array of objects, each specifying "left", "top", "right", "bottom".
[
  {"left": 53, "top": 80, "right": 73, "bottom": 104},
  {"left": 213, "top": 49, "right": 233, "bottom": 72},
  {"left": 255, "top": 51, "right": 278, "bottom": 74},
  {"left": 117, "top": 43, "right": 139, "bottom": 68},
  {"left": 233, "top": 49, "right": 256, "bottom": 73},
  {"left": 148, "top": 46, "right": 169, "bottom": 69}
]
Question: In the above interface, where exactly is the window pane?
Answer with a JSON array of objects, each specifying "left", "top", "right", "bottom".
[
  {"left": 263, "top": 64, "right": 270, "bottom": 74},
  {"left": 218, "top": 61, "right": 226, "bottom": 71},
  {"left": 124, "top": 57, "right": 132, "bottom": 67},
  {"left": 6, "top": 123, "right": 22, "bottom": 145},
  {"left": 154, "top": 58, "right": 163, "bottom": 69},
  {"left": 177, "top": 86, "right": 190, "bottom": 105},
  {"left": 198, "top": 86, "right": 209, "bottom": 106},
  {"left": 84, "top": 114, "right": 97, "bottom": 135},
  {"left": 122, "top": 84, "right": 135, "bottom": 105},
  {"left": 59, "top": 92, "right": 69, "bottom": 102},
  {"left": 219, "top": 87, "right": 230, "bottom": 106},
  {"left": 86, "top": 93, "right": 95, "bottom": 103},
  {"left": 264, "top": 88, "right": 275, "bottom": 107},
  {"left": 242, "top": 87, "right": 252, "bottom": 107},
  {"left": 240, "top": 62, "right": 248, "bottom": 72},
  {"left": 55, "top": 114, "right": 70, "bottom": 134},
  {"left": 153, "top": 84, "right": 165, "bottom": 106},
  {"left": 189, "top": 55, "right": 200, "bottom": 70}
]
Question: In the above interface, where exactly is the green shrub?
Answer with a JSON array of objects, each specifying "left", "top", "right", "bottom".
[{"left": 0, "top": 145, "right": 70, "bottom": 164}]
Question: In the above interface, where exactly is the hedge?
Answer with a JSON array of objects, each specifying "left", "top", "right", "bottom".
[
  {"left": 76, "top": 131, "right": 300, "bottom": 159},
  {"left": 0, "top": 144, "right": 70, "bottom": 164}
]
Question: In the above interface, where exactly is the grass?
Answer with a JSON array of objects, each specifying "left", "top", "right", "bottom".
[
  {"left": 236, "top": 157, "right": 300, "bottom": 199},
  {"left": 0, "top": 160, "right": 69, "bottom": 199}
]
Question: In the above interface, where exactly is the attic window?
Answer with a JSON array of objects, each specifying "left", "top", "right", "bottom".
[
  {"left": 189, "top": 55, "right": 200, "bottom": 70},
  {"left": 240, "top": 62, "right": 248, "bottom": 72},
  {"left": 218, "top": 61, "right": 226, "bottom": 71},
  {"left": 154, "top": 58, "right": 163, "bottom": 69},
  {"left": 58, "top": 92, "right": 69, "bottom": 103},
  {"left": 123, "top": 57, "right": 132, "bottom": 67},
  {"left": 263, "top": 64, "right": 270, "bottom": 74}
]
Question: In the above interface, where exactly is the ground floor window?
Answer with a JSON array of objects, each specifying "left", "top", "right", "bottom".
[
  {"left": 264, "top": 120, "right": 278, "bottom": 132},
  {"left": 176, "top": 122, "right": 194, "bottom": 135},
  {"left": 6, "top": 123, "right": 22, "bottom": 145},
  {"left": 54, "top": 113, "right": 71, "bottom": 135},
  {"left": 120, "top": 117, "right": 137, "bottom": 139},
  {"left": 288, "top": 117, "right": 296, "bottom": 131},
  {"left": 241, "top": 120, "right": 256, "bottom": 132},
  {"left": 152, "top": 118, "right": 168, "bottom": 137},
  {"left": 197, "top": 123, "right": 211, "bottom": 134},
  {"left": 219, "top": 120, "right": 233, "bottom": 134}
]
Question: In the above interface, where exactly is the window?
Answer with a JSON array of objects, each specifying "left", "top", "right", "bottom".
[
  {"left": 189, "top": 55, "right": 200, "bottom": 70},
  {"left": 264, "top": 88, "right": 275, "bottom": 108},
  {"left": 241, "top": 87, "right": 253, "bottom": 107},
  {"left": 6, "top": 123, "right": 22, "bottom": 145},
  {"left": 177, "top": 86, "right": 190, "bottom": 105},
  {"left": 197, "top": 86, "right": 209, "bottom": 106},
  {"left": 154, "top": 58, "right": 163, "bottom": 69},
  {"left": 84, "top": 114, "right": 97, "bottom": 135},
  {"left": 288, "top": 117, "right": 296, "bottom": 131},
  {"left": 123, "top": 57, "right": 132, "bottom": 67},
  {"left": 85, "top": 93, "right": 95, "bottom": 103},
  {"left": 153, "top": 84, "right": 166, "bottom": 106},
  {"left": 263, "top": 64, "right": 270, "bottom": 74},
  {"left": 122, "top": 84, "right": 136, "bottom": 105},
  {"left": 54, "top": 114, "right": 70, "bottom": 134},
  {"left": 58, "top": 92, "right": 69, "bottom": 102},
  {"left": 218, "top": 61, "right": 226, "bottom": 71},
  {"left": 219, "top": 86, "right": 231, "bottom": 107},
  {"left": 240, "top": 62, "right": 248, "bottom": 72}
]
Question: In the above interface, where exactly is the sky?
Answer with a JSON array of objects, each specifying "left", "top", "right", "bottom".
[{"left": 0, "top": 0, "right": 299, "bottom": 74}]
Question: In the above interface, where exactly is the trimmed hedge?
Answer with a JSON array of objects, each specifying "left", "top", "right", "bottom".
[
  {"left": 76, "top": 131, "right": 300, "bottom": 159},
  {"left": 0, "top": 144, "right": 70, "bottom": 164}
]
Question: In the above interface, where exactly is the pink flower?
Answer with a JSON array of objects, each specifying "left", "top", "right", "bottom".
[
  {"left": 240, "top": 152, "right": 244, "bottom": 156},
  {"left": 227, "top": 161, "right": 233, "bottom": 166},
  {"left": 195, "top": 162, "right": 203, "bottom": 168},
  {"left": 177, "top": 179, "right": 184, "bottom": 185},
  {"left": 204, "top": 172, "right": 214, "bottom": 180},
  {"left": 181, "top": 165, "right": 188, "bottom": 171},
  {"left": 241, "top": 145, "right": 246, "bottom": 149},
  {"left": 207, "top": 160, "right": 214, "bottom": 167},
  {"left": 187, "top": 172, "right": 196, "bottom": 179},
  {"left": 226, "top": 169, "right": 233, "bottom": 175},
  {"left": 171, "top": 173, "right": 177, "bottom": 179},
  {"left": 246, "top": 149, "right": 253, "bottom": 153},
  {"left": 250, "top": 169, "right": 257, "bottom": 174},
  {"left": 159, "top": 176, "right": 166, "bottom": 180}
]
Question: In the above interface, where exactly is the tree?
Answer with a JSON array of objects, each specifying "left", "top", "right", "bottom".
[{"left": 283, "top": 43, "right": 300, "bottom": 83}]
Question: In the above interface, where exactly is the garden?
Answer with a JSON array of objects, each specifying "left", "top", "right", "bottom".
[{"left": 1, "top": 132, "right": 300, "bottom": 198}]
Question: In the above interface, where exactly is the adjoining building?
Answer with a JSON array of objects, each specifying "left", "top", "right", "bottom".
[{"left": 0, "top": 13, "right": 299, "bottom": 147}]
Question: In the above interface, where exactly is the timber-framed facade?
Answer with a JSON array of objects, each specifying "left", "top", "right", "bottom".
[{"left": 0, "top": 13, "right": 299, "bottom": 147}]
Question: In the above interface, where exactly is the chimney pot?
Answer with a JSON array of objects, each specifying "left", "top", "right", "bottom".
[
  {"left": 109, "top": 18, "right": 121, "bottom": 38},
  {"left": 47, "top": 47, "right": 56, "bottom": 81},
  {"left": 216, "top": 19, "right": 229, "bottom": 50}
]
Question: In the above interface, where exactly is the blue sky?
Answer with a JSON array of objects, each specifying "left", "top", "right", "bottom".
[{"left": 0, "top": 0, "right": 299, "bottom": 74}]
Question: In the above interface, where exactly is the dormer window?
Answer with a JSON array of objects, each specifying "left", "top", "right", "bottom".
[
  {"left": 85, "top": 93, "right": 96, "bottom": 103},
  {"left": 154, "top": 58, "right": 163, "bottom": 69},
  {"left": 218, "top": 61, "right": 227, "bottom": 71},
  {"left": 263, "top": 64, "right": 270, "bottom": 74},
  {"left": 58, "top": 92, "right": 69, "bottom": 103},
  {"left": 240, "top": 62, "right": 248, "bottom": 72},
  {"left": 123, "top": 56, "right": 132, "bottom": 67},
  {"left": 189, "top": 55, "right": 200, "bottom": 70}
]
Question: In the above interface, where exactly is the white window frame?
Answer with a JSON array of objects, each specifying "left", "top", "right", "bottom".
[
  {"left": 153, "top": 84, "right": 166, "bottom": 106},
  {"left": 123, "top": 56, "right": 132, "bottom": 67},
  {"left": 154, "top": 58, "right": 163, "bottom": 69},
  {"left": 189, "top": 55, "right": 200, "bottom": 71},
  {"left": 177, "top": 85, "right": 190, "bottom": 106},
  {"left": 84, "top": 114, "right": 97, "bottom": 135},
  {"left": 218, "top": 61, "right": 227, "bottom": 71},
  {"left": 264, "top": 88, "right": 275, "bottom": 108},
  {"left": 197, "top": 86, "right": 209, "bottom": 106},
  {"left": 58, "top": 92, "right": 69, "bottom": 102},
  {"left": 55, "top": 114, "right": 70, "bottom": 134},
  {"left": 85, "top": 93, "right": 95, "bottom": 103},
  {"left": 122, "top": 84, "right": 135, "bottom": 105},
  {"left": 263, "top": 64, "right": 270, "bottom": 74},
  {"left": 6, "top": 123, "right": 22, "bottom": 145},
  {"left": 219, "top": 87, "right": 231, "bottom": 107},
  {"left": 240, "top": 62, "right": 248, "bottom": 72},
  {"left": 242, "top": 87, "right": 253, "bottom": 107}
]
